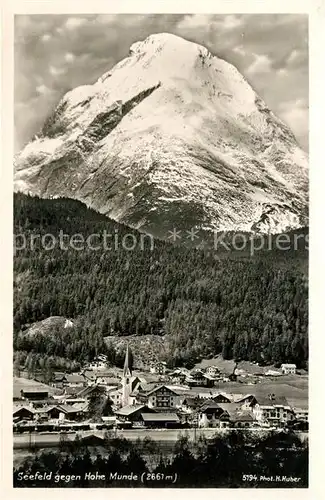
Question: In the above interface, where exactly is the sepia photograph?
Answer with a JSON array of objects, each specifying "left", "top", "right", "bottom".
[{"left": 11, "top": 10, "right": 309, "bottom": 489}]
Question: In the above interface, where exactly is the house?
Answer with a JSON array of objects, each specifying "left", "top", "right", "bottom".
[
  {"left": 202, "top": 374, "right": 218, "bottom": 388},
  {"left": 293, "top": 407, "right": 308, "bottom": 422},
  {"left": 38, "top": 403, "right": 88, "bottom": 421},
  {"left": 150, "top": 361, "right": 167, "bottom": 375},
  {"left": 181, "top": 397, "right": 202, "bottom": 412},
  {"left": 213, "top": 393, "right": 232, "bottom": 404},
  {"left": 169, "top": 373, "right": 186, "bottom": 385},
  {"left": 140, "top": 412, "right": 180, "bottom": 428},
  {"left": 20, "top": 388, "right": 49, "bottom": 401},
  {"left": 228, "top": 411, "right": 255, "bottom": 428},
  {"left": 52, "top": 372, "right": 68, "bottom": 386},
  {"left": 65, "top": 374, "right": 86, "bottom": 387},
  {"left": 197, "top": 401, "right": 225, "bottom": 428},
  {"left": 86, "top": 360, "right": 107, "bottom": 370},
  {"left": 62, "top": 386, "right": 83, "bottom": 398},
  {"left": 13, "top": 405, "right": 36, "bottom": 421},
  {"left": 58, "top": 404, "right": 88, "bottom": 421},
  {"left": 205, "top": 365, "right": 220, "bottom": 377},
  {"left": 82, "top": 370, "right": 97, "bottom": 384},
  {"left": 281, "top": 364, "right": 297, "bottom": 375},
  {"left": 186, "top": 370, "right": 206, "bottom": 387},
  {"left": 115, "top": 404, "right": 154, "bottom": 422},
  {"left": 234, "top": 394, "right": 258, "bottom": 410},
  {"left": 107, "top": 387, "right": 123, "bottom": 407},
  {"left": 252, "top": 395, "right": 294, "bottom": 425},
  {"left": 216, "top": 402, "right": 255, "bottom": 428},
  {"left": 136, "top": 385, "right": 181, "bottom": 410},
  {"left": 75, "top": 384, "right": 102, "bottom": 401}
]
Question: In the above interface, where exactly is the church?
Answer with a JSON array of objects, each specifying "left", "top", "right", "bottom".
[{"left": 120, "top": 343, "right": 146, "bottom": 407}]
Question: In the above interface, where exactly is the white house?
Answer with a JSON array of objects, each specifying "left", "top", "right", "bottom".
[
  {"left": 252, "top": 395, "right": 294, "bottom": 425},
  {"left": 293, "top": 407, "right": 308, "bottom": 421},
  {"left": 281, "top": 364, "right": 297, "bottom": 375},
  {"left": 205, "top": 366, "right": 220, "bottom": 377},
  {"left": 149, "top": 361, "right": 167, "bottom": 375}
]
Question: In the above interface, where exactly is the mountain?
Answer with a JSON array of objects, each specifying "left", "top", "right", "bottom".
[{"left": 14, "top": 33, "right": 308, "bottom": 237}]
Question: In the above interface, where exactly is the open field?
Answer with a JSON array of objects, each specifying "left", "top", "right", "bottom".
[
  {"left": 186, "top": 376, "right": 308, "bottom": 407},
  {"left": 195, "top": 355, "right": 308, "bottom": 376}
]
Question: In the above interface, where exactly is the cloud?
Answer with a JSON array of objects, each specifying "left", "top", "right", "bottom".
[
  {"left": 277, "top": 68, "right": 289, "bottom": 77},
  {"left": 35, "top": 84, "right": 51, "bottom": 95},
  {"left": 277, "top": 98, "right": 308, "bottom": 149},
  {"left": 49, "top": 65, "right": 65, "bottom": 77},
  {"left": 287, "top": 49, "right": 300, "bottom": 64},
  {"left": 64, "top": 52, "right": 76, "bottom": 63},
  {"left": 65, "top": 17, "right": 88, "bottom": 30},
  {"left": 222, "top": 15, "right": 243, "bottom": 30},
  {"left": 233, "top": 45, "right": 246, "bottom": 56},
  {"left": 41, "top": 34, "right": 51, "bottom": 42},
  {"left": 246, "top": 53, "right": 272, "bottom": 75}
]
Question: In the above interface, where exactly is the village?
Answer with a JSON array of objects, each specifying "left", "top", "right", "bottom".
[{"left": 13, "top": 346, "right": 308, "bottom": 438}]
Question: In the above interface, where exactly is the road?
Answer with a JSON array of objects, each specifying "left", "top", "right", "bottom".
[{"left": 13, "top": 428, "right": 308, "bottom": 449}]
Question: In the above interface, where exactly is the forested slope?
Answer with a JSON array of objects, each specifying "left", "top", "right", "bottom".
[{"left": 14, "top": 193, "right": 308, "bottom": 370}]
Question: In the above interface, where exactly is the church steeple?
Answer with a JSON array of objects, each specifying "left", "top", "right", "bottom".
[
  {"left": 123, "top": 342, "right": 132, "bottom": 378},
  {"left": 121, "top": 342, "right": 133, "bottom": 407}
]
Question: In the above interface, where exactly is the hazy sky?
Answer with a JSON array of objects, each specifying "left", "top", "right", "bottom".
[{"left": 15, "top": 14, "right": 308, "bottom": 151}]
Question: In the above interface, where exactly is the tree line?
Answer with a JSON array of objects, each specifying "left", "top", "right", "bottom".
[{"left": 13, "top": 431, "right": 308, "bottom": 488}]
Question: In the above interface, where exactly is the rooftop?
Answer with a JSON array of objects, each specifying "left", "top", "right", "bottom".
[
  {"left": 116, "top": 404, "right": 146, "bottom": 416},
  {"left": 141, "top": 413, "right": 179, "bottom": 422},
  {"left": 255, "top": 395, "right": 289, "bottom": 407}
]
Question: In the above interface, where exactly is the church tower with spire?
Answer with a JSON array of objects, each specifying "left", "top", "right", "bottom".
[{"left": 121, "top": 343, "right": 133, "bottom": 407}]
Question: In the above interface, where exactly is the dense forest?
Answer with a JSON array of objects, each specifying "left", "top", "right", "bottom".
[
  {"left": 14, "top": 193, "right": 308, "bottom": 370},
  {"left": 13, "top": 431, "right": 308, "bottom": 488}
]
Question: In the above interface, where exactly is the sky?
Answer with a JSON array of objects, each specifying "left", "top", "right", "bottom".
[{"left": 14, "top": 14, "right": 308, "bottom": 152}]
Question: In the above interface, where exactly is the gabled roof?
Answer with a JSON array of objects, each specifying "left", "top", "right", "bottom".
[
  {"left": 96, "top": 376, "right": 120, "bottom": 385},
  {"left": 234, "top": 394, "right": 257, "bottom": 403},
  {"left": 143, "top": 384, "right": 179, "bottom": 396},
  {"left": 115, "top": 404, "right": 146, "bottom": 416},
  {"left": 213, "top": 393, "right": 232, "bottom": 402},
  {"left": 82, "top": 370, "right": 97, "bottom": 380},
  {"left": 217, "top": 403, "right": 243, "bottom": 416},
  {"left": 230, "top": 411, "right": 254, "bottom": 422},
  {"left": 13, "top": 405, "right": 35, "bottom": 415},
  {"left": 63, "top": 386, "right": 82, "bottom": 396},
  {"left": 255, "top": 395, "right": 289, "bottom": 407},
  {"left": 199, "top": 400, "right": 222, "bottom": 412},
  {"left": 183, "top": 397, "right": 201, "bottom": 407},
  {"left": 57, "top": 404, "right": 84, "bottom": 414},
  {"left": 141, "top": 412, "right": 179, "bottom": 422},
  {"left": 65, "top": 374, "right": 85, "bottom": 384},
  {"left": 281, "top": 364, "right": 296, "bottom": 368},
  {"left": 53, "top": 372, "right": 67, "bottom": 381},
  {"left": 21, "top": 387, "right": 49, "bottom": 394},
  {"left": 76, "top": 384, "right": 101, "bottom": 398}
]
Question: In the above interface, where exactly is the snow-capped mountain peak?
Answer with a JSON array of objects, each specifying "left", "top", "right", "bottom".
[{"left": 14, "top": 33, "right": 308, "bottom": 237}]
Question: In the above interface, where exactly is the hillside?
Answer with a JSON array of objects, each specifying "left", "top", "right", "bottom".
[{"left": 14, "top": 193, "right": 308, "bottom": 370}]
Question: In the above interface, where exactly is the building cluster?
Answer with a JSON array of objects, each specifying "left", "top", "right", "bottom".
[{"left": 13, "top": 349, "right": 306, "bottom": 432}]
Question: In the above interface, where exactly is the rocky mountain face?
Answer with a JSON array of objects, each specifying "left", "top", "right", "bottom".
[{"left": 14, "top": 33, "right": 308, "bottom": 238}]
